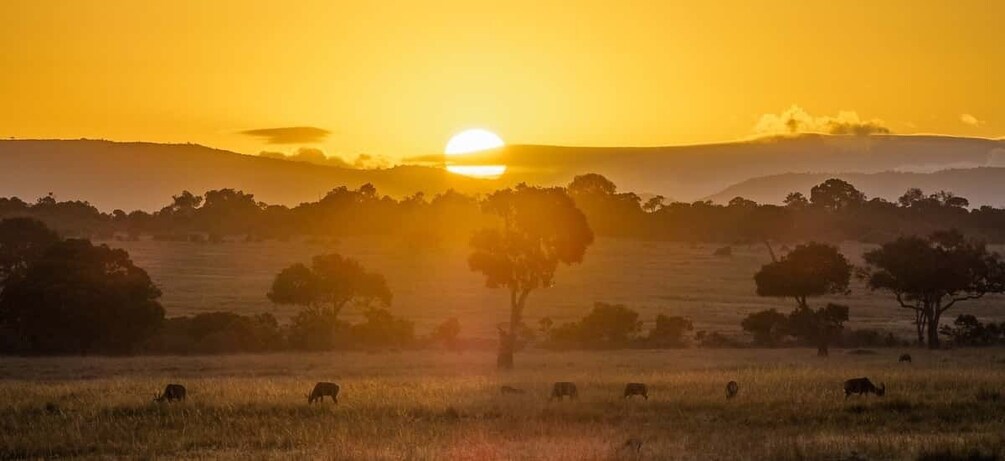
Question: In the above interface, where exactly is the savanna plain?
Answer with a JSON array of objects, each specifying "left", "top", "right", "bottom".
[{"left": 1, "top": 349, "right": 1003, "bottom": 460}]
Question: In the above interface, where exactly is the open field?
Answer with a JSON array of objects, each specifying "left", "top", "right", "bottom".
[
  {"left": 1, "top": 349, "right": 1003, "bottom": 460},
  {"left": 99, "top": 238, "right": 1005, "bottom": 340}
]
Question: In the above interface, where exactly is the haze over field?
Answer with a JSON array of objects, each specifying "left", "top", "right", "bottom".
[
  {"left": 3, "top": 135, "right": 1005, "bottom": 210},
  {"left": 2, "top": 1, "right": 1004, "bottom": 459}
]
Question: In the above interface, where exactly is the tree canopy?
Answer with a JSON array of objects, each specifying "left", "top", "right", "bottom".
[
  {"left": 0, "top": 239, "right": 164, "bottom": 354},
  {"left": 754, "top": 243, "right": 852, "bottom": 308},
  {"left": 268, "top": 253, "right": 391, "bottom": 317},
  {"left": 0, "top": 217, "right": 59, "bottom": 291},
  {"left": 863, "top": 230, "right": 1005, "bottom": 348}
]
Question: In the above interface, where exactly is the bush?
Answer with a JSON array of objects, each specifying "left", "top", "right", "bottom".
[
  {"left": 547, "top": 302, "right": 641, "bottom": 348},
  {"left": 147, "top": 312, "right": 284, "bottom": 354},
  {"left": 351, "top": 308, "right": 415, "bottom": 349},
  {"left": 646, "top": 314, "right": 693, "bottom": 347},
  {"left": 287, "top": 309, "right": 350, "bottom": 351}
]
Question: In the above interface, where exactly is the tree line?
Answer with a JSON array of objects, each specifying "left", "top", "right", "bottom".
[
  {"left": 1, "top": 182, "right": 1003, "bottom": 361},
  {"left": 4, "top": 175, "right": 1005, "bottom": 245}
]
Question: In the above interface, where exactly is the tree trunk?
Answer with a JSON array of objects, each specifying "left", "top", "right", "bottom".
[
  {"left": 497, "top": 289, "right": 528, "bottom": 370},
  {"left": 927, "top": 310, "right": 942, "bottom": 350},
  {"left": 496, "top": 330, "right": 514, "bottom": 369},
  {"left": 914, "top": 310, "right": 925, "bottom": 345}
]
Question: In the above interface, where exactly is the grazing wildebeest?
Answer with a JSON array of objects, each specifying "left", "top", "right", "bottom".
[
  {"left": 623, "top": 383, "right": 648, "bottom": 400},
  {"left": 726, "top": 380, "right": 739, "bottom": 399},
  {"left": 550, "top": 382, "right": 578, "bottom": 401},
  {"left": 899, "top": 353, "right": 912, "bottom": 363},
  {"left": 154, "top": 384, "right": 186, "bottom": 402},
  {"left": 500, "top": 385, "right": 525, "bottom": 395},
  {"left": 843, "top": 377, "right": 885, "bottom": 398},
  {"left": 307, "top": 382, "right": 340, "bottom": 404}
]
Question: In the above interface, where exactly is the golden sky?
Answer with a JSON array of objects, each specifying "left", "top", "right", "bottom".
[{"left": 1, "top": 0, "right": 1001, "bottom": 162}]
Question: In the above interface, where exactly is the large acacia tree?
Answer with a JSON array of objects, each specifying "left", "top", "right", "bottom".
[
  {"left": 863, "top": 230, "right": 1005, "bottom": 348},
  {"left": 469, "top": 185, "right": 593, "bottom": 369},
  {"left": 753, "top": 242, "right": 852, "bottom": 355}
]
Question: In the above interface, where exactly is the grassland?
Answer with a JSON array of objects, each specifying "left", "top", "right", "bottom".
[
  {"left": 100, "top": 237, "right": 1005, "bottom": 340},
  {"left": 1, "top": 349, "right": 1003, "bottom": 460}
]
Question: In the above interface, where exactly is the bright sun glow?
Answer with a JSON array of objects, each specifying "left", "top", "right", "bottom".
[{"left": 444, "top": 129, "right": 507, "bottom": 178}]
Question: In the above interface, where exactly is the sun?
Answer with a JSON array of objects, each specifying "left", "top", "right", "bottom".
[
  {"left": 445, "top": 129, "right": 504, "bottom": 155},
  {"left": 444, "top": 129, "right": 507, "bottom": 178}
]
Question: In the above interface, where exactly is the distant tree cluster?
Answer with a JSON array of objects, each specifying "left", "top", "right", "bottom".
[
  {"left": 543, "top": 302, "right": 694, "bottom": 349},
  {"left": 939, "top": 314, "right": 1005, "bottom": 346},
  {"left": 0, "top": 218, "right": 455, "bottom": 355},
  {"left": 4, "top": 176, "right": 1005, "bottom": 245},
  {"left": 747, "top": 235, "right": 1005, "bottom": 351}
]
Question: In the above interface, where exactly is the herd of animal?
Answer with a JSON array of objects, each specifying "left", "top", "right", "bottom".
[{"left": 152, "top": 375, "right": 891, "bottom": 404}]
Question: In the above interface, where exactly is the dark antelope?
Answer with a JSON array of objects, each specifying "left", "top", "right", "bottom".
[
  {"left": 154, "top": 384, "right": 186, "bottom": 402},
  {"left": 307, "top": 382, "right": 340, "bottom": 404},
  {"left": 623, "top": 383, "right": 648, "bottom": 400},
  {"left": 726, "top": 381, "right": 739, "bottom": 399},
  {"left": 899, "top": 353, "right": 912, "bottom": 363},
  {"left": 550, "top": 382, "right": 578, "bottom": 401},
  {"left": 843, "top": 377, "right": 885, "bottom": 398},
  {"left": 500, "top": 385, "right": 526, "bottom": 395}
]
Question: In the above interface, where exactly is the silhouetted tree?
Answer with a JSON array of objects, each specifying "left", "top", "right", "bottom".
[
  {"left": 939, "top": 314, "right": 1004, "bottom": 346},
  {"left": 753, "top": 243, "right": 851, "bottom": 353},
  {"left": 0, "top": 239, "right": 163, "bottom": 354},
  {"left": 784, "top": 192, "right": 809, "bottom": 209},
  {"left": 431, "top": 317, "right": 461, "bottom": 350},
  {"left": 268, "top": 253, "right": 391, "bottom": 319},
  {"left": 642, "top": 195, "right": 665, "bottom": 213},
  {"left": 755, "top": 243, "right": 852, "bottom": 309},
  {"left": 786, "top": 303, "right": 849, "bottom": 356},
  {"left": 549, "top": 302, "right": 641, "bottom": 348},
  {"left": 351, "top": 308, "right": 414, "bottom": 348},
  {"left": 468, "top": 185, "right": 593, "bottom": 368},
  {"left": 862, "top": 230, "right": 1005, "bottom": 348},
  {"left": 647, "top": 314, "right": 693, "bottom": 347},
  {"left": 810, "top": 179, "right": 866, "bottom": 211},
  {"left": 741, "top": 309, "right": 788, "bottom": 346},
  {"left": 0, "top": 218, "right": 59, "bottom": 290}
]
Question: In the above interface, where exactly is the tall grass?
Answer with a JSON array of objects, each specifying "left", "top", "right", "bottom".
[{"left": 1, "top": 349, "right": 1002, "bottom": 459}]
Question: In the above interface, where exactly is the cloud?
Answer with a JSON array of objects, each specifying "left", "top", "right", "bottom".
[
  {"left": 240, "top": 126, "right": 330, "bottom": 144},
  {"left": 960, "top": 113, "right": 985, "bottom": 127},
  {"left": 257, "top": 148, "right": 390, "bottom": 170},
  {"left": 754, "top": 105, "right": 891, "bottom": 136}
]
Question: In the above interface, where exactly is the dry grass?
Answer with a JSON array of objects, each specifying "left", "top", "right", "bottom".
[{"left": 1, "top": 349, "right": 1003, "bottom": 460}]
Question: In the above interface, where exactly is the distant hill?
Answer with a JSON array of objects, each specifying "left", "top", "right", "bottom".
[
  {"left": 704, "top": 168, "right": 1005, "bottom": 207},
  {"left": 488, "top": 134, "right": 1004, "bottom": 201},
  {"left": 2, "top": 134, "right": 1003, "bottom": 211},
  {"left": 0, "top": 140, "right": 493, "bottom": 211}
]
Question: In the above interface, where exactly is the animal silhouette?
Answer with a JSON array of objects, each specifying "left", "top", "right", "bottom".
[
  {"left": 307, "top": 382, "right": 340, "bottom": 404},
  {"left": 899, "top": 353, "right": 912, "bottom": 363},
  {"left": 550, "top": 382, "right": 578, "bottom": 401},
  {"left": 154, "top": 384, "right": 186, "bottom": 402},
  {"left": 726, "top": 381, "right": 739, "bottom": 399},
  {"left": 844, "top": 378, "right": 885, "bottom": 398},
  {"left": 623, "top": 383, "right": 648, "bottom": 399}
]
